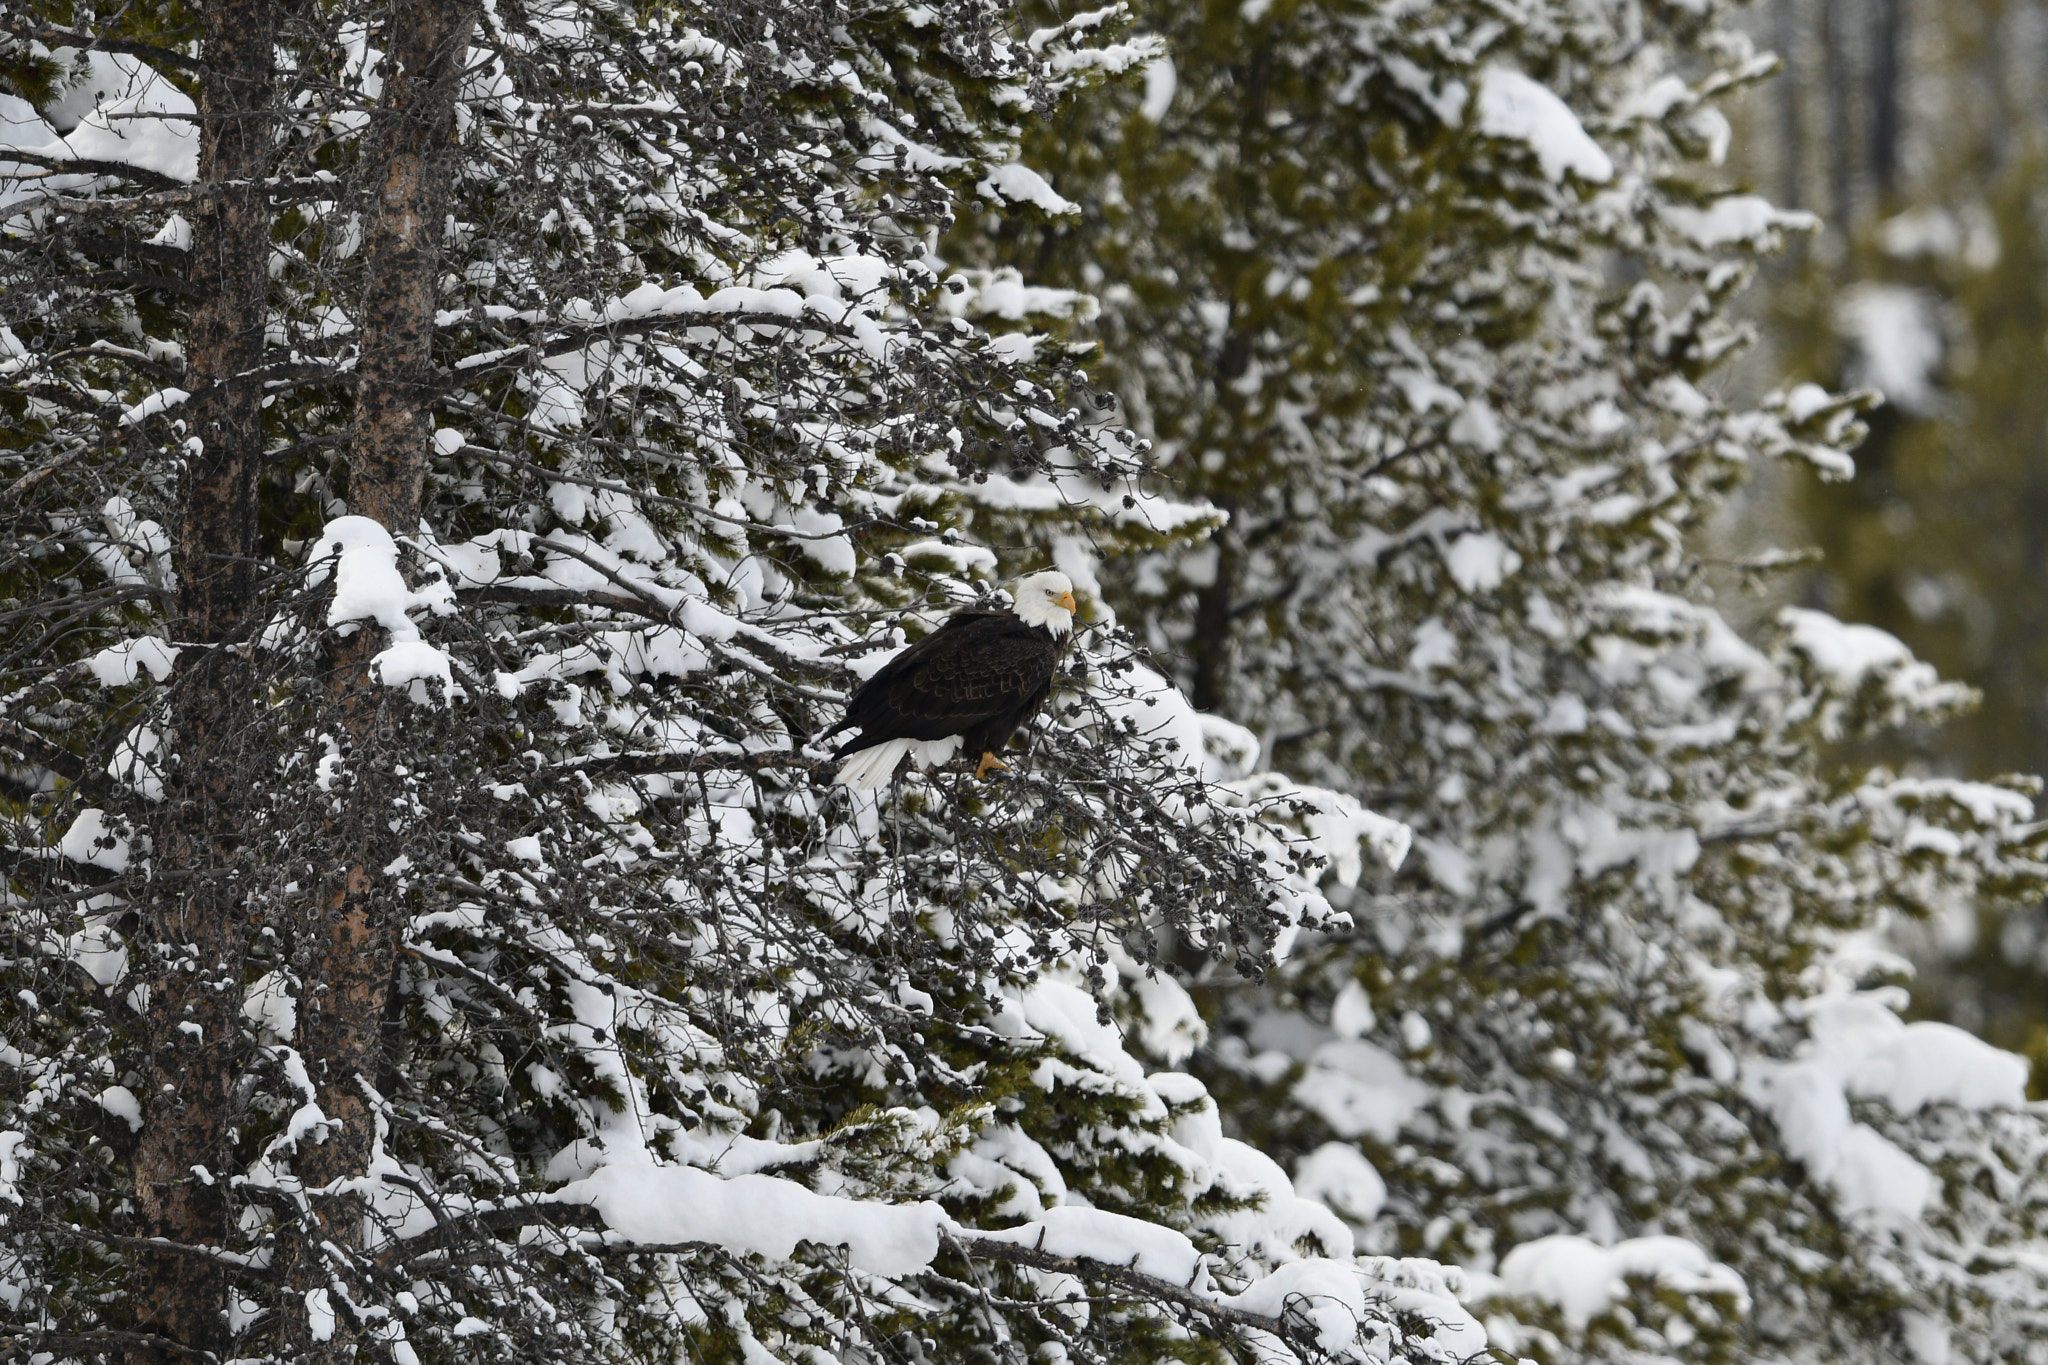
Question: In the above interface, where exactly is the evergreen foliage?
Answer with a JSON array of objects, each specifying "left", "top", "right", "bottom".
[
  {"left": 0, "top": 2, "right": 2045, "bottom": 1365},
  {"left": 1753, "top": 0, "right": 2048, "bottom": 1076},
  {"left": 0, "top": 2, "right": 1440, "bottom": 1363},
  {"left": 979, "top": 1, "right": 2048, "bottom": 1361}
]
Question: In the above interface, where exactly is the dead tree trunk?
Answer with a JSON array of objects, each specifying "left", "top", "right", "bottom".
[
  {"left": 278, "top": 3, "right": 479, "bottom": 1354},
  {"left": 128, "top": 0, "right": 282, "bottom": 1355}
]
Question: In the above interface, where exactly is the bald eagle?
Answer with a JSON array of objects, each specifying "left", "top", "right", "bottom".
[{"left": 829, "top": 571, "right": 1078, "bottom": 788}]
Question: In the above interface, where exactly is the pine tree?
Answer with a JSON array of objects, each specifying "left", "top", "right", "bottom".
[
  {"left": 0, "top": 4, "right": 1457, "bottom": 1365},
  {"left": 981, "top": 1, "right": 2048, "bottom": 1361}
]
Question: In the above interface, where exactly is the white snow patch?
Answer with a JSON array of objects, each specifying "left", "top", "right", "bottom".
[
  {"left": 1407, "top": 618, "right": 1458, "bottom": 673},
  {"left": 0, "top": 1131, "right": 27, "bottom": 1203},
  {"left": 1023, "top": 980, "right": 1148, "bottom": 1088},
  {"left": 554, "top": 1162, "right": 950, "bottom": 1276},
  {"left": 243, "top": 972, "right": 298, "bottom": 1042},
  {"left": 1095, "top": 662, "right": 1207, "bottom": 777},
  {"left": 976, "top": 162, "right": 1078, "bottom": 215},
  {"left": 1224, "top": 774, "right": 1411, "bottom": 886},
  {"left": 1223, "top": 1258, "right": 1367, "bottom": 1351},
  {"left": 307, "top": 516, "right": 458, "bottom": 702},
  {"left": 59, "top": 809, "right": 129, "bottom": 872},
  {"left": 51, "top": 51, "right": 200, "bottom": 183},
  {"left": 1476, "top": 67, "right": 1612, "bottom": 183},
  {"left": 1293, "top": 1142, "right": 1387, "bottom": 1222},
  {"left": 96, "top": 1085, "right": 143, "bottom": 1133},
  {"left": 1837, "top": 283, "right": 1942, "bottom": 415},
  {"left": 1330, "top": 980, "right": 1376, "bottom": 1040},
  {"left": 372, "top": 639, "right": 456, "bottom": 695},
  {"left": 790, "top": 508, "right": 856, "bottom": 576},
  {"left": 1129, "top": 972, "right": 1207, "bottom": 1065},
  {"left": 1448, "top": 399, "right": 1504, "bottom": 452},
  {"left": 118, "top": 387, "right": 190, "bottom": 427},
  {"left": 1139, "top": 54, "right": 1177, "bottom": 122},
  {"left": 1293, "top": 1039, "right": 1430, "bottom": 1143},
  {"left": 1744, "top": 992, "right": 2026, "bottom": 1218},
  {"left": 1441, "top": 533, "right": 1521, "bottom": 594},
  {"left": 60, "top": 915, "right": 129, "bottom": 987},
  {"left": 1901, "top": 1310, "right": 1952, "bottom": 1365},
  {"left": 1492, "top": 1234, "right": 1747, "bottom": 1329},
  {"left": 1389, "top": 367, "right": 1463, "bottom": 413},
  {"left": 1661, "top": 195, "right": 1818, "bottom": 248},
  {"left": 1615, "top": 74, "right": 1692, "bottom": 121},
  {"left": 1881, "top": 204, "right": 2000, "bottom": 271},
  {"left": 88, "top": 636, "right": 180, "bottom": 687},
  {"left": 304, "top": 1287, "right": 336, "bottom": 1342},
  {"left": 1777, "top": 608, "right": 1964, "bottom": 723},
  {"left": 1198, "top": 714, "right": 1262, "bottom": 781},
  {"left": 976, "top": 1205, "right": 1210, "bottom": 1287}
]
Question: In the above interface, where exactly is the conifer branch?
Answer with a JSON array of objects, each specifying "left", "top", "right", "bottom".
[
  {"left": 0, "top": 21, "right": 207, "bottom": 74},
  {"left": 947, "top": 1233, "right": 1295, "bottom": 1338}
]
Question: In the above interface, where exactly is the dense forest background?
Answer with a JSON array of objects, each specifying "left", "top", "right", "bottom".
[{"left": 1734, "top": 0, "right": 2048, "bottom": 1075}]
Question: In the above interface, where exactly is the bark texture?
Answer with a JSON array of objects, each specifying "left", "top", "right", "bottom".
[
  {"left": 129, "top": 1, "right": 281, "bottom": 1355},
  {"left": 278, "top": 4, "right": 479, "bottom": 1355},
  {"left": 175, "top": 0, "right": 280, "bottom": 644},
  {"left": 347, "top": 0, "right": 481, "bottom": 531}
]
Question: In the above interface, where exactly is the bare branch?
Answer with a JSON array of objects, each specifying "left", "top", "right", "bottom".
[
  {"left": 0, "top": 1331, "right": 217, "bottom": 1363},
  {"left": 557, "top": 749, "right": 834, "bottom": 780},
  {"left": 0, "top": 148, "right": 191, "bottom": 194},
  {"left": 50, "top": 1224, "right": 272, "bottom": 1274},
  {"left": 0, "top": 716, "right": 88, "bottom": 783}
]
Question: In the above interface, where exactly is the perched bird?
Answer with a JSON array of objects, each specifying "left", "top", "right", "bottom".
[{"left": 829, "top": 571, "right": 1078, "bottom": 789}]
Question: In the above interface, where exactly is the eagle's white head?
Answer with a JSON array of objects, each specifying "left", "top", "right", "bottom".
[{"left": 1013, "top": 571, "right": 1078, "bottom": 636}]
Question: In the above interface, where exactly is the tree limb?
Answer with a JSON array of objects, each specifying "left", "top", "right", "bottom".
[
  {"left": 949, "top": 1232, "right": 1293, "bottom": 1338},
  {"left": 0, "top": 716, "right": 88, "bottom": 782},
  {"left": 558, "top": 749, "right": 834, "bottom": 780},
  {"left": 371, "top": 1193, "right": 1297, "bottom": 1345},
  {"left": 50, "top": 1224, "right": 272, "bottom": 1274},
  {"left": 0, "top": 148, "right": 191, "bottom": 193},
  {"left": 0, "top": 21, "right": 207, "bottom": 74},
  {"left": 0, "top": 1331, "right": 216, "bottom": 1363}
]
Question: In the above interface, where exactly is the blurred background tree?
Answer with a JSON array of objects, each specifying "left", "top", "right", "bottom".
[{"left": 1732, "top": 0, "right": 2048, "bottom": 1073}]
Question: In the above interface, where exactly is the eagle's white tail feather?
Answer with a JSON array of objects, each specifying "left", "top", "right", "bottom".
[
  {"left": 911, "top": 735, "right": 963, "bottom": 769},
  {"left": 836, "top": 739, "right": 914, "bottom": 789},
  {"left": 835, "top": 735, "right": 965, "bottom": 789}
]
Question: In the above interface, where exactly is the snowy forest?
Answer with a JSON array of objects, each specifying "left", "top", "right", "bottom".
[{"left": 4, "top": 1, "right": 2048, "bottom": 1363}]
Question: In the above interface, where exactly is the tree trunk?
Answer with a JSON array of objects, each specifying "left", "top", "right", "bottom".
[
  {"left": 128, "top": 0, "right": 281, "bottom": 1355},
  {"left": 1870, "top": 0, "right": 1904, "bottom": 200},
  {"left": 278, "top": 4, "right": 478, "bottom": 1354},
  {"left": 176, "top": 0, "right": 280, "bottom": 643},
  {"left": 347, "top": 0, "right": 480, "bottom": 533},
  {"left": 1188, "top": 534, "right": 1237, "bottom": 715},
  {"left": 1820, "top": 0, "right": 1856, "bottom": 226}
]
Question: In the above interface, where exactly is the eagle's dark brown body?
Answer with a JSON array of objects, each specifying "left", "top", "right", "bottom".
[{"left": 832, "top": 608, "right": 1066, "bottom": 764}]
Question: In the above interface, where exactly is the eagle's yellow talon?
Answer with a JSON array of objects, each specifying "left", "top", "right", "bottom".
[{"left": 975, "top": 751, "right": 1009, "bottom": 780}]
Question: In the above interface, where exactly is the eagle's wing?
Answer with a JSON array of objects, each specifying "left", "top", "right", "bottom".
[{"left": 837, "top": 611, "right": 1060, "bottom": 748}]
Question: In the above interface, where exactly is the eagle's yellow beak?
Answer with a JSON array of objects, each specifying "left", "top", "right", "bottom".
[{"left": 1056, "top": 591, "right": 1077, "bottom": 613}]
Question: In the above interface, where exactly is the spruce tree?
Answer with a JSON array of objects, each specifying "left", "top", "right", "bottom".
[
  {"left": 981, "top": 1, "right": 2048, "bottom": 1361},
  {"left": 0, "top": 4, "right": 1455, "bottom": 1364}
]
